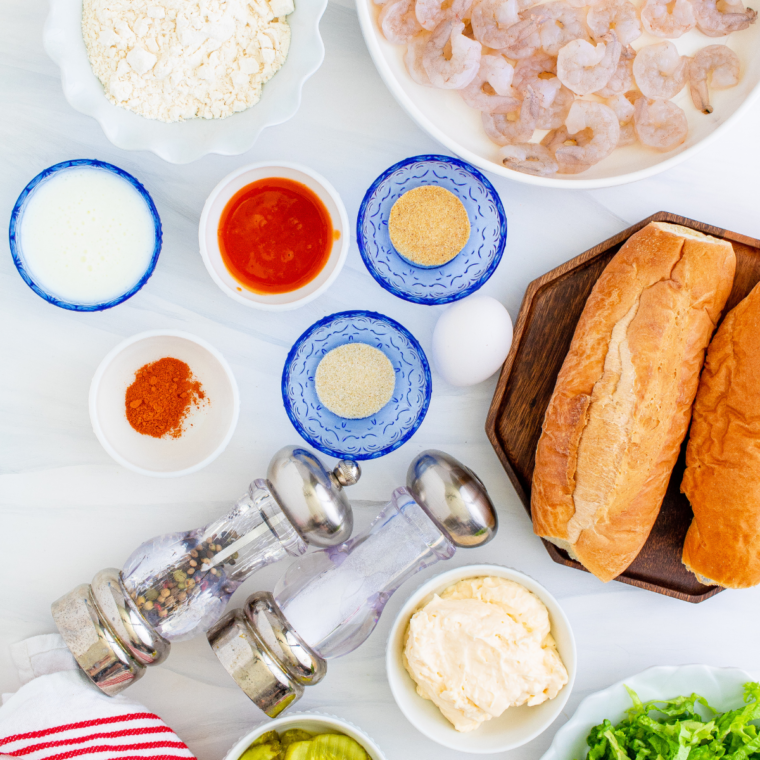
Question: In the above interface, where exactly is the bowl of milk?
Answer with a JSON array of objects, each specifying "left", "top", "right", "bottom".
[{"left": 9, "top": 159, "right": 162, "bottom": 310}]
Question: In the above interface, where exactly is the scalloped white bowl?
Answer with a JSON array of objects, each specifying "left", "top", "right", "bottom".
[
  {"left": 223, "top": 712, "right": 387, "bottom": 760},
  {"left": 43, "top": 0, "right": 327, "bottom": 163},
  {"left": 356, "top": 3, "right": 760, "bottom": 188},
  {"left": 540, "top": 665, "right": 757, "bottom": 760}
]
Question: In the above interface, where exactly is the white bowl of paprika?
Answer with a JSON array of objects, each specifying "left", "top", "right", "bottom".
[{"left": 89, "top": 330, "right": 240, "bottom": 477}]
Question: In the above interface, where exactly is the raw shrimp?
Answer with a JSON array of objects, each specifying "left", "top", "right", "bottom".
[
  {"left": 587, "top": 0, "right": 642, "bottom": 45},
  {"left": 404, "top": 31, "right": 434, "bottom": 85},
  {"left": 640, "top": 0, "right": 696, "bottom": 37},
  {"left": 597, "top": 44, "right": 635, "bottom": 96},
  {"left": 538, "top": 84, "right": 575, "bottom": 128},
  {"left": 500, "top": 143, "right": 559, "bottom": 175},
  {"left": 381, "top": 0, "right": 424, "bottom": 43},
  {"left": 691, "top": 0, "right": 757, "bottom": 35},
  {"left": 415, "top": 0, "right": 474, "bottom": 30},
  {"left": 688, "top": 45, "right": 740, "bottom": 113},
  {"left": 461, "top": 54, "right": 521, "bottom": 111},
  {"left": 422, "top": 19, "right": 482, "bottom": 88},
  {"left": 634, "top": 97, "right": 688, "bottom": 151},
  {"left": 557, "top": 32, "right": 622, "bottom": 95},
  {"left": 471, "top": 0, "right": 519, "bottom": 47},
  {"left": 632, "top": 42, "right": 688, "bottom": 100},
  {"left": 512, "top": 52, "right": 560, "bottom": 105},
  {"left": 554, "top": 100, "right": 620, "bottom": 170},
  {"left": 606, "top": 92, "right": 637, "bottom": 145},
  {"left": 526, "top": 2, "right": 589, "bottom": 56},
  {"left": 541, "top": 125, "right": 594, "bottom": 172},
  {"left": 500, "top": 17, "right": 543, "bottom": 58},
  {"left": 482, "top": 86, "right": 540, "bottom": 144},
  {"left": 512, "top": 54, "right": 574, "bottom": 127}
]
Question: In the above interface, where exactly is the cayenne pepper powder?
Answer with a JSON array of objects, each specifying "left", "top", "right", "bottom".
[{"left": 125, "top": 357, "right": 206, "bottom": 439}]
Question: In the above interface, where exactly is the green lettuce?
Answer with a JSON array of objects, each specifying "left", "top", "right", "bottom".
[{"left": 581, "top": 682, "right": 760, "bottom": 760}]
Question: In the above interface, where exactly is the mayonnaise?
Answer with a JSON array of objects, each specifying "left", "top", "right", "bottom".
[{"left": 403, "top": 576, "right": 568, "bottom": 732}]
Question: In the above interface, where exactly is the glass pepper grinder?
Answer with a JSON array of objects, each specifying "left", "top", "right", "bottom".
[
  {"left": 207, "top": 449, "right": 497, "bottom": 717},
  {"left": 51, "top": 446, "right": 360, "bottom": 697}
]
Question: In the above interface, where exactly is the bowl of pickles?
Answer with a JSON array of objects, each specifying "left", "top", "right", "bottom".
[{"left": 224, "top": 712, "right": 386, "bottom": 760}]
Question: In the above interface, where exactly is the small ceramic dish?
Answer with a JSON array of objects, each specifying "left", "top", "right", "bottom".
[
  {"left": 540, "top": 665, "right": 756, "bottom": 760},
  {"left": 386, "top": 564, "right": 576, "bottom": 754},
  {"left": 199, "top": 162, "right": 349, "bottom": 311},
  {"left": 357, "top": 155, "right": 507, "bottom": 305},
  {"left": 8, "top": 159, "right": 162, "bottom": 311},
  {"left": 223, "top": 711, "right": 387, "bottom": 760},
  {"left": 90, "top": 330, "right": 239, "bottom": 477},
  {"left": 43, "top": 0, "right": 327, "bottom": 163},
  {"left": 282, "top": 310, "right": 432, "bottom": 460}
]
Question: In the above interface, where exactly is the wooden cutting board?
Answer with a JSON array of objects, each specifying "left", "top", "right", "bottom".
[{"left": 486, "top": 212, "right": 760, "bottom": 603}]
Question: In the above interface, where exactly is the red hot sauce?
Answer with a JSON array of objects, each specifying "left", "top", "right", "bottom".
[{"left": 217, "top": 177, "right": 334, "bottom": 294}]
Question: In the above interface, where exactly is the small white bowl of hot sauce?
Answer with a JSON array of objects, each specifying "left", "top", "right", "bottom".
[{"left": 199, "top": 162, "right": 349, "bottom": 310}]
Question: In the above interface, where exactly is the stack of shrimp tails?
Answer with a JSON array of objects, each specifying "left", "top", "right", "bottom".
[{"left": 376, "top": 0, "right": 755, "bottom": 176}]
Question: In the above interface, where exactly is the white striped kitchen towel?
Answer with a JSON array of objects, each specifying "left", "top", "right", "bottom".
[{"left": 0, "top": 636, "right": 195, "bottom": 760}]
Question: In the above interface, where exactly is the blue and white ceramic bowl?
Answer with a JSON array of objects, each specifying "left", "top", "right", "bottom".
[
  {"left": 357, "top": 155, "right": 507, "bottom": 305},
  {"left": 282, "top": 310, "right": 432, "bottom": 460},
  {"left": 9, "top": 159, "right": 162, "bottom": 311}
]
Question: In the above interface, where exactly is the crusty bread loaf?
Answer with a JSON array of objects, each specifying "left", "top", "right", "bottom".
[
  {"left": 682, "top": 282, "right": 760, "bottom": 589},
  {"left": 531, "top": 222, "right": 735, "bottom": 582}
]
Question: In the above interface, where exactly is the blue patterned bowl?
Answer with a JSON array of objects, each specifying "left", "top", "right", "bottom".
[
  {"left": 282, "top": 311, "right": 432, "bottom": 460},
  {"left": 9, "top": 159, "right": 162, "bottom": 311},
  {"left": 357, "top": 155, "right": 507, "bottom": 305}
]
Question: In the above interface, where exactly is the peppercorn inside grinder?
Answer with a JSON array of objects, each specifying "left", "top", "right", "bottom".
[
  {"left": 208, "top": 450, "right": 497, "bottom": 717},
  {"left": 51, "top": 446, "right": 360, "bottom": 696}
]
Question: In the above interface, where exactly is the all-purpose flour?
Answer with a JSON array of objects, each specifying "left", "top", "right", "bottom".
[{"left": 82, "top": 0, "right": 293, "bottom": 122}]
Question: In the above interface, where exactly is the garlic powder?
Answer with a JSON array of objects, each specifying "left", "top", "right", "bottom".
[{"left": 82, "top": 0, "right": 292, "bottom": 122}]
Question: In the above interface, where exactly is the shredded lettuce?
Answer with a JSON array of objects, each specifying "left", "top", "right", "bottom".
[{"left": 581, "top": 682, "right": 760, "bottom": 760}]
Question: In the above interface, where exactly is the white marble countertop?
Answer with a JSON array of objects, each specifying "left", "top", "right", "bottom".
[{"left": 3, "top": 1, "right": 760, "bottom": 758}]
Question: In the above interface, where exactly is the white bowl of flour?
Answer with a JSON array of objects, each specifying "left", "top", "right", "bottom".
[{"left": 43, "top": 0, "right": 327, "bottom": 163}]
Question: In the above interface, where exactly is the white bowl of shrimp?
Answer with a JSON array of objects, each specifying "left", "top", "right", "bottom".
[{"left": 357, "top": 0, "right": 760, "bottom": 187}]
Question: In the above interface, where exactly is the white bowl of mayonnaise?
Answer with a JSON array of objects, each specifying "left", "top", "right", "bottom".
[{"left": 386, "top": 564, "right": 576, "bottom": 754}]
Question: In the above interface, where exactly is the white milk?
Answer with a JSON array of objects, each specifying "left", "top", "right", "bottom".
[{"left": 20, "top": 167, "right": 156, "bottom": 305}]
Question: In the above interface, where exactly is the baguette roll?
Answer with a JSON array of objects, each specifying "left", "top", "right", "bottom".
[
  {"left": 682, "top": 282, "right": 760, "bottom": 589},
  {"left": 531, "top": 222, "right": 735, "bottom": 582}
]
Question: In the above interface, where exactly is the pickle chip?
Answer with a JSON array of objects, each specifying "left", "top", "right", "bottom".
[
  {"left": 281, "top": 730, "right": 314, "bottom": 748},
  {"left": 252, "top": 731, "right": 280, "bottom": 747},
  {"left": 240, "top": 743, "right": 282, "bottom": 760},
  {"left": 308, "top": 734, "right": 369, "bottom": 760},
  {"left": 284, "top": 741, "right": 311, "bottom": 760}
]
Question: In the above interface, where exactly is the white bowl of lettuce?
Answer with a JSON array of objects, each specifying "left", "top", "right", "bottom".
[{"left": 541, "top": 665, "right": 759, "bottom": 760}]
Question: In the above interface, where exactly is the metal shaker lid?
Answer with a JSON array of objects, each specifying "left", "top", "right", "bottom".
[
  {"left": 266, "top": 446, "right": 359, "bottom": 548},
  {"left": 207, "top": 591, "right": 325, "bottom": 718},
  {"left": 406, "top": 450, "right": 497, "bottom": 548},
  {"left": 51, "top": 569, "right": 170, "bottom": 697}
]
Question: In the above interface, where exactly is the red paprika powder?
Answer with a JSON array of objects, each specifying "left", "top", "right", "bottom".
[{"left": 125, "top": 357, "right": 205, "bottom": 439}]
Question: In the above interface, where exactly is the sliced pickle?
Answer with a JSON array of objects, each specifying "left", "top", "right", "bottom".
[
  {"left": 307, "top": 734, "right": 368, "bottom": 760},
  {"left": 284, "top": 741, "right": 312, "bottom": 760},
  {"left": 240, "top": 743, "right": 283, "bottom": 760},
  {"left": 280, "top": 730, "right": 314, "bottom": 748},
  {"left": 252, "top": 731, "right": 281, "bottom": 747}
]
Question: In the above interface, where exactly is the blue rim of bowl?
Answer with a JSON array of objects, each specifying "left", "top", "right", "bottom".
[
  {"left": 281, "top": 309, "right": 433, "bottom": 460},
  {"left": 356, "top": 154, "right": 508, "bottom": 305},
  {"left": 8, "top": 159, "right": 163, "bottom": 311}
]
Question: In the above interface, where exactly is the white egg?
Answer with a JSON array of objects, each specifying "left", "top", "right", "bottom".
[{"left": 432, "top": 295, "right": 513, "bottom": 387}]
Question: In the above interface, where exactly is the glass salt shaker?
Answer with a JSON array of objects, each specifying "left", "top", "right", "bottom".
[
  {"left": 207, "top": 450, "right": 497, "bottom": 717},
  {"left": 51, "top": 446, "right": 360, "bottom": 696}
]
